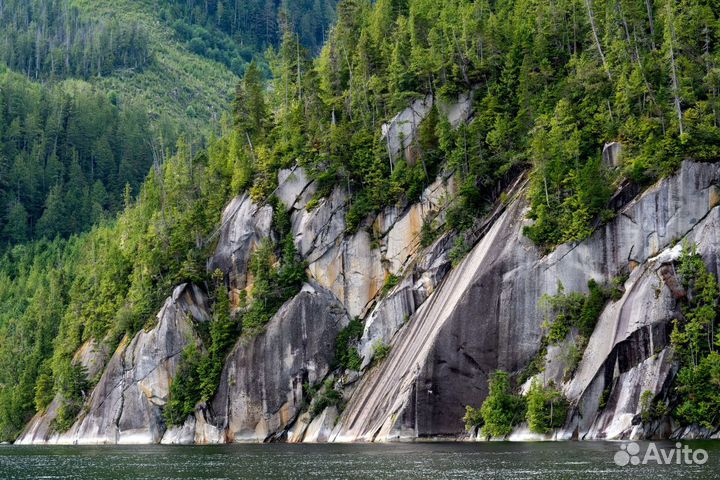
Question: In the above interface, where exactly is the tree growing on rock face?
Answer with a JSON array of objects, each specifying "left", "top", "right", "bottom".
[
  {"left": 671, "top": 242, "right": 720, "bottom": 430},
  {"left": 525, "top": 380, "right": 568, "bottom": 434},
  {"left": 479, "top": 370, "right": 525, "bottom": 438},
  {"left": 199, "top": 278, "right": 237, "bottom": 402}
]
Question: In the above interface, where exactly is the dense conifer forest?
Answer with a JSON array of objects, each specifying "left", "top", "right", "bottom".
[{"left": 0, "top": 0, "right": 718, "bottom": 441}]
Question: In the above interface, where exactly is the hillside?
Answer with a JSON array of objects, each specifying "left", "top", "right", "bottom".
[
  {"left": 0, "top": 0, "right": 340, "bottom": 245},
  {"left": 1, "top": 0, "right": 720, "bottom": 444}
]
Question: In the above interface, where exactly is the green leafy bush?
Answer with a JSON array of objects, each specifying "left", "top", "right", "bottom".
[
  {"left": 372, "top": 341, "right": 391, "bottom": 364},
  {"left": 334, "top": 319, "right": 364, "bottom": 371},
  {"left": 381, "top": 274, "right": 400, "bottom": 297},
  {"left": 479, "top": 371, "right": 526, "bottom": 438},
  {"left": 310, "top": 378, "right": 343, "bottom": 417},
  {"left": 463, "top": 405, "right": 483, "bottom": 432},
  {"left": 526, "top": 380, "right": 568, "bottom": 434}
]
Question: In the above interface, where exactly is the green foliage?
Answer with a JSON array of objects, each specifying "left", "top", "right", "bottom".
[
  {"left": 0, "top": 132, "right": 236, "bottom": 440},
  {"left": 479, "top": 371, "right": 526, "bottom": 438},
  {"left": 0, "top": 0, "right": 150, "bottom": 79},
  {"left": 518, "top": 339, "right": 548, "bottom": 386},
  {"left": 449, "top": 237, "right": 470, "bottom": 267},
  {"left": 158, "top": 0, "right": 337, "bottom": 75},
  {"left": 33, "top": 363, "right": 55, "bottom": 414},
  {"left": 463, "top": 405, "right": 483, "bottom": 432},
  {"left": 672, "top": 242, "right": 719, "bottom": 367},
  {"left": 240, "top": 203, "right": 308, "bottom": 333},
  {"left": 674, "top": 352, "right": 720, "bottom": 430},
  {"left": 381, "top": 274, "right": 400, "bottom": 297},
  {"left": 372, "top": 341, "right": 391, "bottom": 364},
  {"left": 671, "top": 243, "right": 720, "bottom": 430},
  {"left": 599, "top": 387, "right": 611, "bottom": 410},
  {"left": 198, "top": 277, "right": 238, "bottom": 402},
  {"left": 51, "top": 361, "right": 89, "bottom": 433},
  {"left": 640, "top": 390, "right": 655, "bottom": 424},
  {"left": 335, "top": 319, "right": 364, "bottom": 371},
  {"left": 310, "top": 378, "right": 343, "bottom": 416},
  {"left": 2, "top": 0, "right": 720, "bottom": 444},
  {"left": 526, "top": 380, "right": 568, "bottom": 434},
  {"left": 0, "top": 71, "right": 157, "bottom": 243},
  {"left": 164, "top": 343, "right": 203, "bottom": 427},
  {"left": 420, "top": 217, "right": 439, "bottom": 248},
  {"left": 540, "top": 280, "right": 609, "bottom": 345}
]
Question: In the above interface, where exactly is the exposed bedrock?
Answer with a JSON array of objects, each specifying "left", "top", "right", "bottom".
[
  {"left": 17, "top": 284, "right": 210, "bottom": 445},
  {"left": 330, "top": 161, "right": 720, "bottom": 441},
  {"left": 161, "top": 282, "right": 349, "bottom": 444}
]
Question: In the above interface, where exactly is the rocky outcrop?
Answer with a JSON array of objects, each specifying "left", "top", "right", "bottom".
[
  {"left": 330, "top": 160, "right": 720, "bottom": 442},
  {"left": 161, "top": 282, "right": 349, "bottom": 443},
  {"left": 17, "top": 284, "right": 210, "bottom": 445},
  {"left": 211, "top": 283, "right": 348, "bottom": 442},
  {"left": 209, "top": 194, "right": 273, "bottom": 298},
  {"left": 277, "top": 167, "right": 316, "bottom": 211},
  {"left": 16, "top": 83, "right": 720, "bottom": 446},
  {"left": 382, "top": 92, "right": 473, "bottom": 164}
]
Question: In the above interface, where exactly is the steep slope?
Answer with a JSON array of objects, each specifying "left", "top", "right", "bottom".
[
  {"left": 6, "top": 0, "right": 720, "bottom": 445},
  {"left": 330, "top": 160, "right": 720, "bottom": 441},
  {"left": 17, "top": 284, "right": 211, "bottom": 444},
  {"left": 70, "top": 0, "right": 238, "bottom": 132}
]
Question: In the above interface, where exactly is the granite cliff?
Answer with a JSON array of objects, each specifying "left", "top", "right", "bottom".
[{"left": 16, "top": 97, "right": 720, "bottom": 444}]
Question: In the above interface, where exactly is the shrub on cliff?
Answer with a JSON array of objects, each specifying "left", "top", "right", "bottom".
[
  {"left": 479, "top": 371, "right": 525, "bottom": 438},
  {"left": 526, "top": 380, "right": 568, "bottom": 434}
]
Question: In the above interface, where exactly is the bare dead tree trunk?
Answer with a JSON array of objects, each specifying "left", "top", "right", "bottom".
[
  {"left": 667, "top": 10, "right": 684, "bottom": 135},
  {"left": 584, "top": 0, "right": 612, "bottom": 81},
  {"left": 645, "top": 0, "right": 656, "bottom": 49}
]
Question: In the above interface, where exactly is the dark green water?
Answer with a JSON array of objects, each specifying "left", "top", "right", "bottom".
[{"left": 0, "top": 441, "right": 718, "bottom": 479}]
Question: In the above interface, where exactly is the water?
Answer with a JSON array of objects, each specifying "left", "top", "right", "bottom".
[{"left": 0, "top": 441, "right": 718, "bottom": 479}]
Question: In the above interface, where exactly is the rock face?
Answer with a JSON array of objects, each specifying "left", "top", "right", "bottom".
[
  {"left": 209, "top": 194, "right": 273, "bottom": 297},
  {"left": 161, "top": 283, "right": 350, "bottom": 444},
  {"left": 17, "top": 284, "right": 210, "bottom": 445},
  {"left": 210, "top": 283, "right": 349, "bottom": 442},
  {"left": 330, "top": 161, "right": 720, "bottom": 441},
  {"left": 15, "top": 90, "right": 720, "bottom": 445},
  {"left": 382, "top": 93, "right": 473, "bottom": 164},
  {"left": 602, "top": 142, "right": 623, "bottom": 168}
]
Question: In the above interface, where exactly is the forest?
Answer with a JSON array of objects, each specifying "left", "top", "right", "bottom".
[
  {"left": 0, "top": 0, "right": 151, "bottom": 80},
  {"left": 0, "top": 0, "right": 719, "bottom": 441},
  {"left": 158, "top": 0, "right": 338, "bottom": 75}
]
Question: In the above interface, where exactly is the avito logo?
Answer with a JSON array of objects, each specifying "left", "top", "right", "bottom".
[{"left": 614, "top": 442, "right": 709, "bottom": 466}]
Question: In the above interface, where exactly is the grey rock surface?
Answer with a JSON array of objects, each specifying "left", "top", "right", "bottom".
[
  {"left": 331, "top": 161, "right": 720, "bottom": 441},
  {"left": 209, "top": 194, "right": 273, "bottom": 295},
  {"left": 206, "top": 283, "right": 349, "bottom": 442},
  {"left": 17, "top": 284, "right": 210, "bottom": 444}
]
